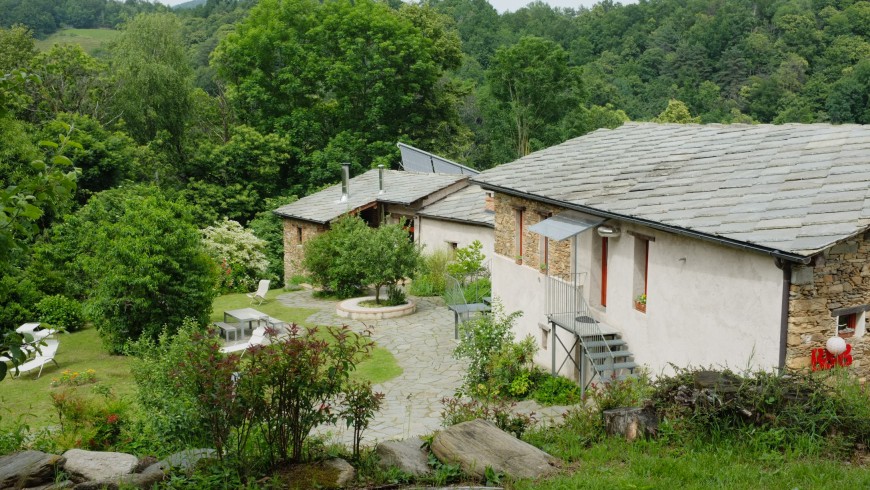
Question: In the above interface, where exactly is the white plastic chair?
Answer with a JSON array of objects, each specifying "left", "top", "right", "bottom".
[
  {"left": 13, "top": 339, "right": 59, "bottom": 379},
  {"left": 220, "top": 326, "right": 269, "bottom": 354},
  {"left": 246, "top": 280, "right": 270, "bottom": 305}
]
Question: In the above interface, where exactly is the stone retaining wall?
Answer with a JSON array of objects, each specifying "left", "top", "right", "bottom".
[
  {"left": 282, "top": 218, "right": 328, "bottom": 283},
  {"left": 787, "top": 233, "right": 870, "bottom": 380},
  {"left": 493, "top": 193, "right": 571, "bottom": 276}
]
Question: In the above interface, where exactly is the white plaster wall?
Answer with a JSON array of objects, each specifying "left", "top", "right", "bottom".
[
  {"left": 418, "top": 218, "right": 495, "bottom": 258},
  {"left": 587, "top": 225, "right": 784, "bottom": 374},
  {"left": 492, "top": 255, "right": 578, "bottom": 378}
]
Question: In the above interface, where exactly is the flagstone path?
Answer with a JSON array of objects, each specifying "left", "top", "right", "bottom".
[{"left": 276, "top": 290, "right": 466, "bottom": 445}]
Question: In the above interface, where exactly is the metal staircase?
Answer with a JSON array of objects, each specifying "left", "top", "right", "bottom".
[{"left": 545, "top": 273, "right": 637, "bottom": 393}]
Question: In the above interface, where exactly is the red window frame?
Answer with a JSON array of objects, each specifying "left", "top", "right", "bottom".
[{"left": 601, "top": 237, "right": 608, "bottom": 307}]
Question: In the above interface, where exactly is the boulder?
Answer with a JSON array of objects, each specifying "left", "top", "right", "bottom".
[
  {"left": 322, "top": 458, "right": 355, "bottom": 488},
  {"left": 25, "top": 481, "right": 74, "bottom": 490},
  {"left": 132, "top": 456, "right": 158, "bottom": 473},
  {"left": 602, "top": 407, "right": 658, "bottom": 441},
  {"left": 431, "top": 419, "right": 560, "bottom": 480},
  {"left": 156, "top": 448, "right": 216, "bottom": 475},
  {"left": 72, "top": 464, "right": 165, "bottom": 490},
  {"left": 0, "top": 450, "right": 65, "bottom": 488},
  {"left": 62, "top": 449, "right": 137, "bottom": 483},
  {"left": 375, "top": 438, "right": 431, "bottom": 476}
]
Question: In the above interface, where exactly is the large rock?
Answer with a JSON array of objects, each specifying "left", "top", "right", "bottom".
[
  {"left": 602, "top": 407, "right": 658, "bottom": 441},
  {"left": 155, "top": 448, "right": 216, "bottom": 475},
  {"left": 62, "top": 449, "right": 137, "bottom": 483},
  {"left": 322, "top": 458, "right": 355, "bottom": 488},
  {"left": 0, "top": 450, "right": 65, "bottom": 488},
  {"left": 431, "top": 419, "right": 560, "bottom": 480},
  {"left": 375, "top": 438, "right": 431, "bottom": 476},
  {"left": 71, "top": 464, "right": 165, "bottom": 490}
]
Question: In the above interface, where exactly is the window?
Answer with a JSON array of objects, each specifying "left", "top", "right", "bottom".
[
  {"left": 296, "top": 226, "right": 303, "bottom": 244},
  {"left": 838, "top": 313, "right": 857, "bottom": 338},
  {"left": 514, "top": 208, "right": 524, "bottom": 260},
  {"left": 447, "top": 241, "right": 458, "bottom": 251}
]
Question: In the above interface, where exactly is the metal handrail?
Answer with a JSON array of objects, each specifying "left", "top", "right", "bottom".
[{"left": 545, "top": 272, "right": 615, "bottom": 376}]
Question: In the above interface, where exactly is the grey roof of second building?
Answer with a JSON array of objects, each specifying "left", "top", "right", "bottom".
[
  {"left": 471, "top": 122, "right": 870, "bottom": 258},
  {"left": 417, "top": 185, "right": 494, "bottom": 227},
  {"left": 274, "top": 169, "right": 467, "bottom": 224}
]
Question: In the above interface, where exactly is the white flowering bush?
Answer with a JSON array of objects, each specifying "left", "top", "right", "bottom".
[{"left": 201, "top": 219, "right": 269, "bottom": 293}]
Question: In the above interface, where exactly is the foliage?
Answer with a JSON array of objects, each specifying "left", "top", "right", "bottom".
[
  {"left": 35, "top": 294, "right": 84, "bottom": 332},
  {"left": 303, "top": 215, "right": 370, "bottom": 298},
  {"left": 341, "top": 381, "right": 385, "bottom": 459},
  {"left": 409, "top": 249, "right": 452, "bottom": 297},
  {"left": 384, "top": 284, "right": 407, "bottom": 307},
  {"left": 0, "top": 24, "right": 36, "bottom": 73},
  {"left": 453, "top": 303, "right": 531, "bottom": 397},
  {"left": 531, "top": 374, "right": 583, "bottom": 406},
  {"left": 446, "top": 240, "right": 486, "bottom": 278},
  {"left": 50, "top": 368, "right": 96, "bottom": 388},
  {"left": 440, "top": 395, "right": 537, "bottom": 438},
  {"left": 201, "top": 218, "right": 268, "bottom": 294},
  {"left": 248, "top": 195, "right": 297, "bottom": 284},
  {"left": 213, "top": 0, "right": 468, "bottom": 192},
  {"left": 38, "top": 186, "right": 217, "bottom": 353},
  {"left": 49, "top": 384, "right": 130, "bottom": 451},
  {"left": 654, "top": 99, "right": 701, "bottom": 124},
  {"left": 303, "top": 215, "right": 420, "bottom": 302},
  {"left": 462, "top": 276, "right": 491, "bottom": 304}
]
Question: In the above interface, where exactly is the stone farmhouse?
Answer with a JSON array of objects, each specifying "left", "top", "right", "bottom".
[
  {"left": 274, "top": 144, "right": 495, "bottom": 282},
  {"left": 470, "top": 122, "right": 870, "bottom": 386}
]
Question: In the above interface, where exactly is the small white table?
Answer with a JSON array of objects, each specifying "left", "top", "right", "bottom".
[{"left": 223, "top": 308, "right": 268, "bottom": 338}]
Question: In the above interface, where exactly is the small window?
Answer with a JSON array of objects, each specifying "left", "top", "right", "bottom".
[
  {"left": 296, "top": 226, "right": 303, "bottom": 244},
  {"left": 514, "top": 208, "right": 524, "bottom": 259},
  {"left": 447, "top": 241, "right": 458, "bottom": 251},
  {"left": 838, "top": 313, "right": 857, "bottom": 338}
]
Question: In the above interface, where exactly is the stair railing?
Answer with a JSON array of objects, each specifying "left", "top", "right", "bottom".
[{"left": 545, "top": 272, "right": 615, "bottom": 388}]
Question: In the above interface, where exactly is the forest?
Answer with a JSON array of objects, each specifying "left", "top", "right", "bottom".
[{"left": 2, "top": 0, "right": 870, "bottom": 341}]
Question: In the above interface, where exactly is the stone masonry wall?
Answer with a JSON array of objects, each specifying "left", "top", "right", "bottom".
[
  {"left": 787, "top": 233, "right": 870, "bottom": 381},
  {"left": 494, "top": 193, "right": 571, "bottom": 276},
  {"left": 283, "top": 218, "right": 328, "bottom": 284}
]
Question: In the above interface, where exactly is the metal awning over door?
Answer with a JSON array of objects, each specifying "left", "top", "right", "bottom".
[{"left": 528, "top": 210, "right": 605, "bottom": 241}]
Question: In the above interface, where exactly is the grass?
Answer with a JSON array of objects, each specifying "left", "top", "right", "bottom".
[
  {"left": 0, "top": 288, "right": 402, "bottom": 429},
  {"left": 511, "top": 437, "right": 870, "bottom": 489},
  {"left": 34, "top": 28, "right": 119, "bottom": 55}
]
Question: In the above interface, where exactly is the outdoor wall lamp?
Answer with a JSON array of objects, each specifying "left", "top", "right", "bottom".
[{"left": 597, "top": 225, "right": 621, "bottom": 238}]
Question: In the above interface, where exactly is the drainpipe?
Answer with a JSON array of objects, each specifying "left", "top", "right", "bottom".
[
  {"left": 775, "top": 258, "right": 792, "bottom": 372},
  {"left": 378, "top": 164, "right": 385, "bottom": 195},
  {"left": 340, "top": 163, "right": 350, "bottom": 203}
]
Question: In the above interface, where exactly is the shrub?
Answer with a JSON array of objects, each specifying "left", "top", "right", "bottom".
[
  {"left": 454, "top": 303, "right": 539, "bottom": 398},
  {"left": 49, "top": 385, "right": 131, "bottom": 451},
  {"left": 384, "top": 284, "right": 407, "bottom": 306},
  {"left": 446, "top": 240, "right": 486, "bottom": 278},
  {"left": 409, "top": 249, "right": 452, "bottom": 296},
  {"left": 304, "top": 215, "right": 421, "bottom": 302},
  {"left": 440, "top": 396, "right": 537, "bottom": 438},
  {"left": 532, "top": 374, "right": 583, "bottom": 406},
  {"left": 35, "top": 294, "right": 84, "bottom": 332},
  {"left": 201, "top": 218, "right": 269, "bottom": 293}
]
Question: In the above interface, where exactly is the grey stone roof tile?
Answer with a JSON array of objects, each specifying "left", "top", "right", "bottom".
[
  {"left": 417, "top": 185, "right": 494, "bottom": 227},
  {"left": 274, "top": 169, "right": 466, "bottom": 223},
  {"left": 471, "top": 122, "right": 870, "bottom": 257}
]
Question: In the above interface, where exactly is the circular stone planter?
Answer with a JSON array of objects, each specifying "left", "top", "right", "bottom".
[{"left": 336, "top": 296, "right": 416, "bottom": 320}]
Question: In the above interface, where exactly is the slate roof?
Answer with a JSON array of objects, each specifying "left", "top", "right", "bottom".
[
  {"left": 274, "top": 169, "right": 467, "bottom": 224},
  {"left": 471, "top": 122, "right": 870, "bottom": 259},
  {"left": 417, "top": 185, "right": 494, "bottom": 227}
]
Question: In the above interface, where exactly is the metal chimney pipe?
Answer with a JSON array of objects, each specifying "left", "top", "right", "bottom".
[
  {"left": 340, "top": 163, "right": 350, "bottom": 202},
  {"left": 378, "top": 164, "right": 385, "bottom": 194}
]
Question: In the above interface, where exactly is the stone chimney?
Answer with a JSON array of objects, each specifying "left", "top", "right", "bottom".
[{"left": 485, "top": 192, "right": 495, "bottom": 212}]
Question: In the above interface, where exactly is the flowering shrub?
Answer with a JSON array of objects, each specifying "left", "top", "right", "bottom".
[
  {"left": 51, "top": 369, "right": 97, "bottom": 388},
  {"left": 201, "top": 218, "right": 269, "bottom": 293},
  {"left": 49, "top": 385, "right": 130, "bottom": 450}
]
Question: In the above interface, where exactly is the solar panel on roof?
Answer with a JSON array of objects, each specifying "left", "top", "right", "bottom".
[{"left": 398, "top": 143, "right": 479, "bottom": 175}]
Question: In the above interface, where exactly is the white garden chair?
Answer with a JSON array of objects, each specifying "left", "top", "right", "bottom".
[
  {"left": 13, "top": 339, "right": 60, "bottom": 379},
  {"left": 246, "top": 280, "right": 270, "bottom": 305},
  {"left": 220, "top": 326, "right": 269, "bottom": 354}
]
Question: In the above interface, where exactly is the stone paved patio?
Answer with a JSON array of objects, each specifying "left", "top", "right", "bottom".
[{"left": 275, "top": 290, "right": 466, "bottom": 445}]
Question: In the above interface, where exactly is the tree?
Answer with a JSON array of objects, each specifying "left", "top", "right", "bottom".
[
  {"left": 109, "top": 13, "right": 194, "bottom": 157},
  {"left": 485, "top": 36, "right": 583, "bottom": 159},
  {"left": 0, "top": 25, "right": 36, "bottom": 74},
  {"left": 302, "top": 215, "right": 371, "bottom": 298},
  {"left": 28, "top": 44, "right": 115, "bottom": 124},
  {"left": 42, "top": 186, "right": 217, "bottom": 353},
  {"left": 200, "top": 218, "right": 268, "bottom": 293},
  {"left": 364, "top": 222, "right": 421, "bottom": 304},
  {"left": 654, "top": 99, "right": 700, "bottom": 124}
]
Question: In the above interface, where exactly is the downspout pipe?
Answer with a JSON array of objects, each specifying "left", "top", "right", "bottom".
[{"left": 775, "top": 258, "right": 792, "bottom": 372}]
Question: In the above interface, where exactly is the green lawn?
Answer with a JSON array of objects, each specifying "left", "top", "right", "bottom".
[
  {"left": 512, "top": 438, "right": 870, "bottom": 489},
  {"left": 0, "top": 289, "right": 402, "bottom": 429},
  {"left": 34, "top": 28, "right": 119, "bottom": 54}
]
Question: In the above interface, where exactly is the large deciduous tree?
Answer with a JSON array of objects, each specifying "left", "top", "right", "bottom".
[
  {"left": 213, "top": 0, "right": 467, "bottom": 192},
  {"left": 484, "top": 36, "right": 583, "bottom": 160}
]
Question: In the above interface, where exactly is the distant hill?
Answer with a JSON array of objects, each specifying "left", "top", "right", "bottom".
[
  {"left": 173, "top": 0, "right": 207, "bottom": 9},
  {"left": 34, "top": 28, "right": 120, "bottom": 55}
]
